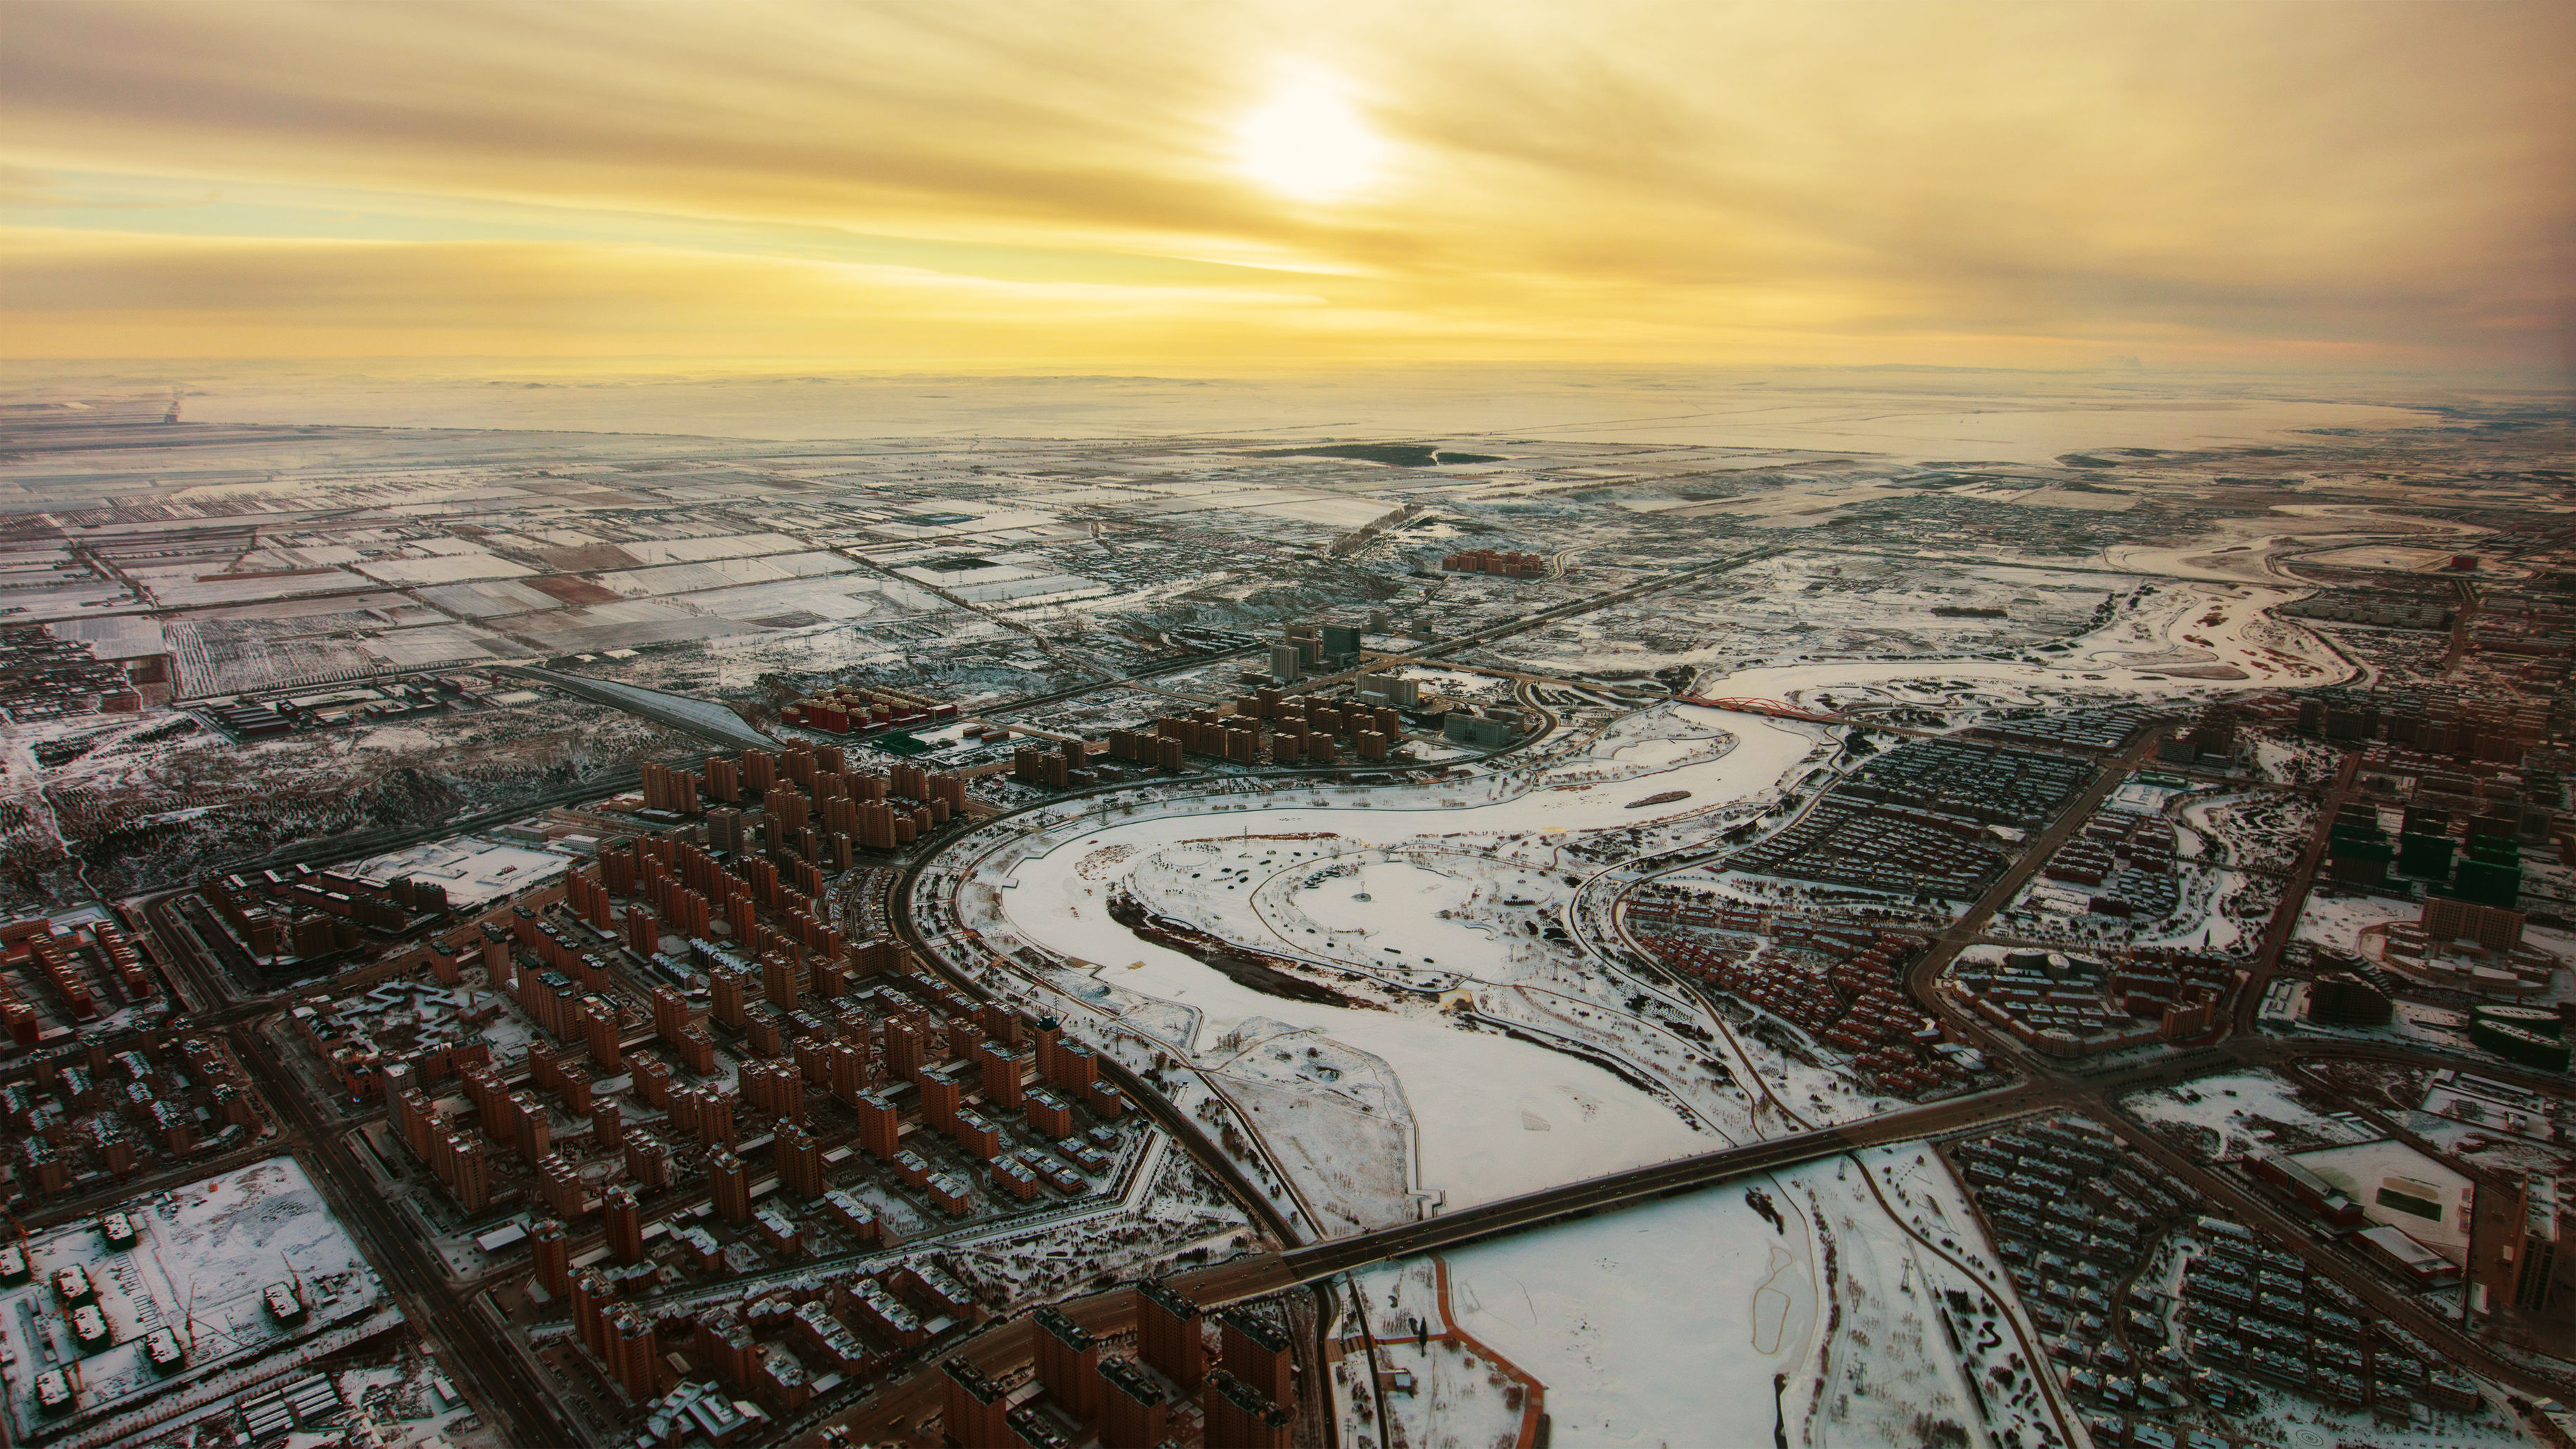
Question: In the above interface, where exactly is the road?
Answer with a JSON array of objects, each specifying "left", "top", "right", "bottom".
[
  {"left": 1259, "top": 1087, "right": 2041, "bottom": 1289},
  {"left": 224, "top": 1021, "right": 575, "bottom": 1447},
  {"left": 2229, "top": 746, "right": 2361, "bottom": 1033},
  {"left": 1899, "top": 728, "right": 2172, "bottom": 1045}
]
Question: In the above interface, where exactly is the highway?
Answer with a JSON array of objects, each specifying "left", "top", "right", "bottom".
[
  {"left": 224, "top": 1021, "right": 575, "bottom": 1448},
  {"left": 1263, "top": 1087, "right": 2043, "bottom": 1288}
]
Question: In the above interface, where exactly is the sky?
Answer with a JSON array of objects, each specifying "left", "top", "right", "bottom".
[{"left": 2, "top": 1, "right": 2570, "bottom": 377}]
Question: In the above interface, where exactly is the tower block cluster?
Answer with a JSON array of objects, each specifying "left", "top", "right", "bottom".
[{"left": 942, "top": 1281, "right": 1298, "bottom": 1449}]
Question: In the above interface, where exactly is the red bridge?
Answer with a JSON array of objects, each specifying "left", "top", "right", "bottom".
[{"left": 1678, "top": 695, "right": 1844, "bottom": 724}]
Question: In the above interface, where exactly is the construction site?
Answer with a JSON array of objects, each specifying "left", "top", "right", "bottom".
[{"left": 0, "top": 1156, "right": 394, "bottom": 1447}]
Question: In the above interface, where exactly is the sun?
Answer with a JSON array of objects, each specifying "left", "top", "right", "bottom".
[{"left": 1236, "top": 70, "right": 1384, "bottom": 201}]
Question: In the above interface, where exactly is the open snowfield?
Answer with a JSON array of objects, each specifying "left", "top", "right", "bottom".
[
  {"left": 350, "top": 551, "right": 537, "bottom": 587},
  {"left": 2105, "top": 506, "right": 2495, "bottom": 585},
  {"left": 354, "top": 835, "right": 575, "bottom": 910},
  {"left": 1689, "top": 578, "right": 2351, "bottom": 709},
  {"left": 2295, "top": 891, "right": 2421, "bottom": 954},
  {"left": 1010, "top": 842, "right": 1719, "bottom": 1213},
  {"left": 2122, "top": 1070, "right": 2374, "bottom": 1156}
]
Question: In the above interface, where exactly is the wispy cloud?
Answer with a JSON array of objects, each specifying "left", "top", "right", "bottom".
[{"left": 2, "top": 0, "right": 2568, "bottom": 371}]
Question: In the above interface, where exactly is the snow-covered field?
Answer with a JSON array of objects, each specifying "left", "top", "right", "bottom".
[
  {"left": 354, "top": 836, "right": 575, "bottom": 910},
  {"left": 1010, "top": 834, "right": 1721, "bottom": 1215},
  {"left": 351, "top": 550, "right": 537, "bottom": 587},
  {"left": 2103, "top": 504, "right": 2495, "bottom": 585},
  {"left": 1688, "top": 578, "right": 2350, "bottom": 709},
  {"left": 2120, "top": 1070, "right": 2374, "bottom": 1157},
  {"left": 2294, "top": 890, "right": 2420, "bottom": 954}
]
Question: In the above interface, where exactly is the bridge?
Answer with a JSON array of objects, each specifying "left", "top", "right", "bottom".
[
  {"left": 1678, "top": 694, "right": 1844, "bottom": 724},
  {"left": 497, "top": 664, "right": 777, "bottom": 751}
]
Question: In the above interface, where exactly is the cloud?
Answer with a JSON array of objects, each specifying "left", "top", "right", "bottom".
[
  {"left": 1, "top": 0, "right": 2568, "bottom": 370},
  {"left": 0, "top": 229, "right": 1428, "bottom": 362}
]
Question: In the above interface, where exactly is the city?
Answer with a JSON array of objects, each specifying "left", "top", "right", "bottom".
[
  {"left": 1, "top": 1, "right": 2570, "bottom": 1445},
  {"left": 0, "top": 385, "right": 2569, "bottom": 1449}
]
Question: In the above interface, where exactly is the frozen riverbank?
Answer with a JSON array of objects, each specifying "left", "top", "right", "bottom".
[{"left": 960, "top": 710, "right": 1828, "bottom": 1213}]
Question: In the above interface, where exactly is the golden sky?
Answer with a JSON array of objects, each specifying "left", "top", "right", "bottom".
[{"left": 3, "top": 1, "right": 2569, "bottom": 373}]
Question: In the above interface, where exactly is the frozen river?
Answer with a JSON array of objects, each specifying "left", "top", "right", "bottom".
[{"left": 983, "top": 709, "right": 1823, "bottom": 1211}]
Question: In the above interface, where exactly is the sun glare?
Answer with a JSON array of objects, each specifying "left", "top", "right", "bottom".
[{"left": 1236, "top": 70, "right": 1384, "bottom": 201}]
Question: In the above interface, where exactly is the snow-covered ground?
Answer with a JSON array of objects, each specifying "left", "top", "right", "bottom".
[
  {"left": 2246, "top": 731, "right": 2346, "bottom": 786},
  {"left": 0, "top": 1156, "right": 385, "bottom": 1442},
  {"left": 1683, "top": 578, "right": 2351, "bottom": 710},
  {"left": 1339, "top": 1259, "right": 1531, "bottom": 1449},
  {"left": 1345, "top": 1144, "right": 2067, "bottom": 1449},
  {"left": 352, "top": 835, "right": 575, "bottom": 910},
  {"left": 2294, "top": 890, "right": 2421, "bottom": 954},
  {"left": 2398, "top": 1109, "right": 2569, "bottom": 1182},
  {"left": 2181, "top": 789, "right": 2319, "bottom": 875},
  {"left": 2120, "top": 1070, "right": 2375, "bottom": 1157},
  {"left": 1015, "top": 846, "right": 1719, "bottom": 1215},
  {"left": 2103, "top": 504, "right": 2494, "bottom": 585}
]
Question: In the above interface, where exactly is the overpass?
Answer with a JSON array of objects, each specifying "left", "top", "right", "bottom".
[
  {"left": 1256, "top": 1087, "right": 2039, "bottom": 1291},
  {"left": 1678, "top": 694, "right": 1846, "bottom": 724},
  {"left": 497, "top": 664, "right": 776, "bottom": 751}
]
